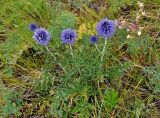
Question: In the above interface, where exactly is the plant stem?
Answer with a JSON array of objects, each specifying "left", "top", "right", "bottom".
[
  {"left": 101, "top": 39, "right": 107, "bottom": 62},
  {"left": 69, "top": 45, "right": 81, "bottom": 74},
  {"left": 95, "top": 44, "right": 101, "bottom": 53},
  {"left": 45, "top": 45, "right": 65, "bottom": 72},
  {"left": 45, "top": 45, "right": 55, "bottom": 59},
  {"left": 69, "top": 45, "right": 74, "bottom": 58}
]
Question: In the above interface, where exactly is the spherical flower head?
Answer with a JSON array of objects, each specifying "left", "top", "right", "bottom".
[
  {"left": 90, "top": 35, "right": 98, "bottom": 44},
  {"left": 61, "top": 28, "right": 77, "bottom": 45},
  {"left": 29, "top": 23, "right": 38, "bottom": 32},
  {"left": 96, "top": 19, "right": 116, "bottom": 39},
  {"left": 33, "top": 28, "right": 51, "bottom": 45}
]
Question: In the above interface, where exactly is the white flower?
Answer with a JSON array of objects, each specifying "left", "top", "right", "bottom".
[
  {"left": 137, "top": 27, "right": 143, "bottom": 36},
  {"left": 137, "top": 1, "right": 144, "bottom": 8},
  {"left": 127, "top": 35, "right": 131, "bottom": 39},
  {"left": 142, "top": 11, "right": 146, "bottom": 16},
  {"left": 137, "top": 31, "right": 141, "bottom": 36},
  {"left": 118, "top": 26, "right": 123, "bottom": 29}
]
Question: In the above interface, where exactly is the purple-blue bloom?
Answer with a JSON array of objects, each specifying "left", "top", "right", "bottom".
[
  {"left": 61, "top": 28, "right": 77, "bottom": 45},
  {"left": 29, "top": 23, "right": 38, "bottom": 32},
  {"left": 90, "top": 35, "right": 98, "bottom": 44},
  {"left": 96, "top": 19, "right": 116, "bottom": 39},
  {"left": 33, "top": 28, "right": 51, "bottom": 45}
]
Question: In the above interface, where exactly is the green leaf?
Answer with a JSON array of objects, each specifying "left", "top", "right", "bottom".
[
  {"left": 57, "top": 11, "right": 77, "bottom": 29},
  {"left": 104, "top": 89, "right": 119, "bottom": 110}
]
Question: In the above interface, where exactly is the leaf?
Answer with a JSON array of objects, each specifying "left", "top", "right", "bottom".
[
  {"left": 104, "top": 89, "right": 119, "bottom": 110},
  {"left": 50, "top": 102, "right": 63, "bottom": 117},
  {"left": 71, "top": 100, "right": 94, "bottom": 118},
  {"left": 56, "top": 11, "right": 77, "bottom": 29},
  {"left": 2, "top": 91, "right": 22, "bottom": 116},
  {"left": 3, "top": 101, "right": 18, "bottom": 115}
]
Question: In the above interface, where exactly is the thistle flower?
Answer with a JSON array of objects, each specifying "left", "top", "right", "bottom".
[
  {"left": 96, "top": 19, "right": 116, "bottom": 39},
  {"left": 29, "top": 23, "right": 38, "bottom": 32},
  {"left": 90, "top": 35, "right": 98, "bottom": 44},
  {"left": 33, "top": 28, "right": 51, "bottom": 45},
  {"left": 61, "top": 28, "right": 77, "bottom": 45}
]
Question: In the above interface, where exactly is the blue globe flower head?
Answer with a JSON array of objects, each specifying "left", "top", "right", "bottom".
[
  {"left": 33, "top": 28, "right": 51, "bottom": 45},
  {"left": 29, "top": 23, "right": 38, "bottom": 32},
  {"left": 90, "top": 35, "right": 98, "bottom": 44},
  {"left": 61, "top": 28, "right": 77, "bottom": 45},
  {"left": 96, "top": 19, "right": 116, "bottom": 39}
]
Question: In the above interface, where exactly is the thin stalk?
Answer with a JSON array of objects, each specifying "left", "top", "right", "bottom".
[
  {"left": 45, "top": 46, "right": 54, "bottom": 59},
  {"left": 101, "top": 39, "right": 107, "bottom": 62},
  {"left": 95, "top": 44, "right": 101, "bottom": 53},
  {"left": 69, "top": 45, "right": 74, "bottom": 58},
  {"left": 69, "top": 45, "right": 81, "bottom": 74},
  {"left": 97, "top": 81, "right": 105, "bottom": 118},
  {"left": 45, "top": 45, "right": 65, "bottom": 72}
]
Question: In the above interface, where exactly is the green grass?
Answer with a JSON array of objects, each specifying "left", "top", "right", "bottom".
[{"left": 0, "top": 0, "right": 160, "bottom": 117}]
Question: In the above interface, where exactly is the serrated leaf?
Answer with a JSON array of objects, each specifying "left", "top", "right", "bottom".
[{"left": 104, "top": 89, "right": 119, "bottom": 110}]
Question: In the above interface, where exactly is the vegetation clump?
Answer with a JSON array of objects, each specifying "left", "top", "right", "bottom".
[{"left": 0, "top": 0, "right": 160, "bottom": 117}]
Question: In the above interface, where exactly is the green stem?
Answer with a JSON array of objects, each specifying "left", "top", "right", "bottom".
[
  {"left": 45, "top": 45, "right": 65, "bottom": 72},
  {"left": 101, "top": 39, "right": 107, "bottom": 62},
  {"left": 69, "top": 45, "right": 74, "bottom": 58},
  {"left": 69, "top": 45, "right": 81, "bottom": 74},
  {"left": 95, "top": 44, "right": 101, "bottom": 53},
  {"left": 45, "top": 46, "right": 55, "bottom": 59}
]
